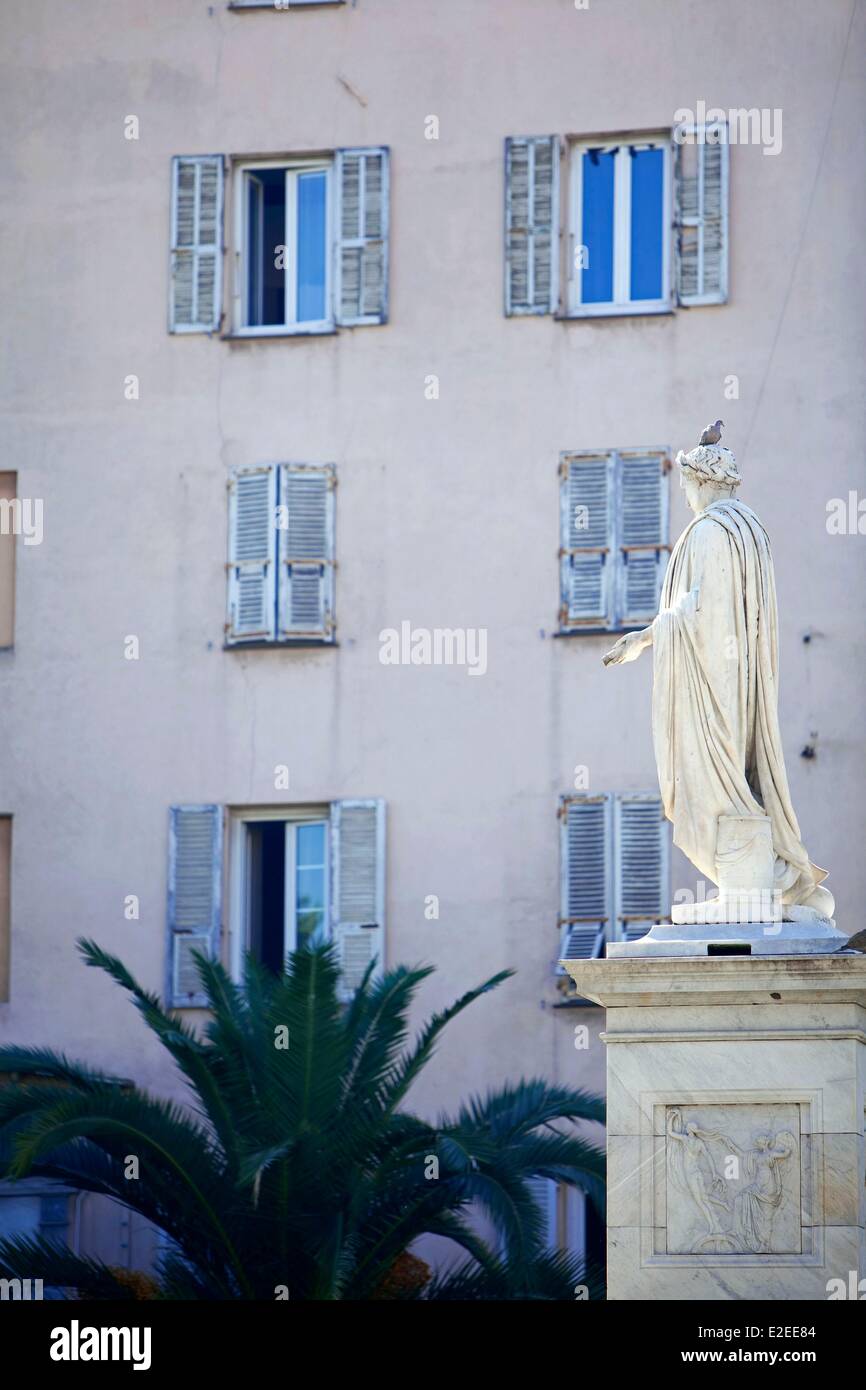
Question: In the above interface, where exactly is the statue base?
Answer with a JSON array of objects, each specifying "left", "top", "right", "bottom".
[
  {"left": 608, "top": 917, "right": 848, "bottom": 957},
  {"left": 562, "top": 953, "right": 866, "bottom": 1300}
]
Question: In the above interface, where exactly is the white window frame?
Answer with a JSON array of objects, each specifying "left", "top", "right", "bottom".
[
  {"left": 284, "top": 816, "right": 329, "bottom": 955},
  {"left": 227, "top": 805, "right": 330, "bottom": 980},
  {"left": 567, "top": 134, "right": 672, "bottom": 318},
  {"left": 232, "top": 157, "right": 334, "bottom": 336}
]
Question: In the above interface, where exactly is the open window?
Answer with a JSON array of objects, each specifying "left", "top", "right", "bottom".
[
  {"left": 244, "top": 816, "right": 329, "bottom": 972},
  {"left": 169, "top": 148, "right": 389, "bottom": 335},
  {"left": 165, "top": 800, "right": 386, "bottom": 1008},
  {"left": 237, "top": 161, "right": 332, "bottom": 333}
]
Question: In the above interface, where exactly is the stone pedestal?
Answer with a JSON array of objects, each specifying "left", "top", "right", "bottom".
[{"left": 563, "top": 953, "right": 866, "bottom": 1300}]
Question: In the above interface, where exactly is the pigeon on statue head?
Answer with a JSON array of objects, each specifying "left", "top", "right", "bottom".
[{"left": 699, "top": 419, "right": 724, "bottom": 445}]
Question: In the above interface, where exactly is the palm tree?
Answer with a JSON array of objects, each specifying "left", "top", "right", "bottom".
[{"left": 0, "top": 940, "right": 605, "bottom": 1299}]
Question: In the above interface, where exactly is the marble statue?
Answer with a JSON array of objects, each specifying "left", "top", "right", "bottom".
[{"left": 603, "top": 440, "right": 833, "bottom": 924}]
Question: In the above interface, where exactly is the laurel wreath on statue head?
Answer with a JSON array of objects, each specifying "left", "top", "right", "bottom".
[{"left": 676, "top": 444, "right": 742, "bottom": 486}]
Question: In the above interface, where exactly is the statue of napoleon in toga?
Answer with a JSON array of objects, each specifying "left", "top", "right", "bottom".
[{"left": 603, "top": 439, "right": 833, "bottom": 923}]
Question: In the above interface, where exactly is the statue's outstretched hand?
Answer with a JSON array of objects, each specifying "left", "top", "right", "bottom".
[{"left": 602, "top": 628, "right": 651, "bottom": 667}]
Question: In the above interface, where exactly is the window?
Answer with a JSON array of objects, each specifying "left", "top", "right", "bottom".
[
  {"left": 568, "top": 137, "right": 670, "bottom": 315},
  {"left": 237, "top": 160, "right": 332, "bottom": 333},
  {"left": 168, "top": 148, "right": 389, "bottom": 335},
  {"left": 0, "top": 473, "right": 17, "bottom": 649},
  {"left": 559, "top": 448, "right": 668, "bottom": 633},
  {"left": 0, "top": 815, "right": 9, "bottom": 1003},
  {"left": 504, "top": 126, "right": 728, "bottom": 317},
  {"left": 0, "top": 1180, "right": 71, "bottom": 1299},
  {"left": 558, "top": 793, "right": 668, "bottom": 966},
  {"left": 166, "top": 801, "right": 385, "bottom": 1007},
  {"left": 246, "top": 817, "right": 329, "bottom": 973},
  {"left": 226, "top": 463, "right": 335, "bottom": 645},
  {"left": 530, "top": 1178, "right": 605, "bottom": 1275}
]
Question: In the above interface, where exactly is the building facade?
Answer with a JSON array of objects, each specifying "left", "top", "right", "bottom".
[{"left": 1, "top": 0, "right": 864, "bottom": 1275}]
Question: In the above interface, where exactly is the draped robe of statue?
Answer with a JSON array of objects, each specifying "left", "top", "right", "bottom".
[{"left": 652, "top": 498, "right": 826, "bottom": 907}]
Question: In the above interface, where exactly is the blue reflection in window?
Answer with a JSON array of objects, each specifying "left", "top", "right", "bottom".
[
  {"left": 296, "top": 172, "right": 326, "bottom": 322},
  {"left": 629, "top": 148, "right": 664, "bottom": 301},
  {"left": 296, "top": 821, "right": 326, "bottom": 945},
  {"left": 581, "top": 149, "right": 615, "bottom": 304}
]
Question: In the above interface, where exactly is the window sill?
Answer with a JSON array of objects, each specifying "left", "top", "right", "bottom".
[
  {"left": 554, "top": 626, "right": 646, "bottom": 638},
  {"left": 556, "top": 306, "right": 674, "bottom": 322},
  {"left": 229, "top": 2, "right": 344, "bottom": 9},
  {"left": 224, "top": 639, "right": 337, "bottom": 650},
  {"left": 223, "top": 328, "right": 338, "bottom": 342}
]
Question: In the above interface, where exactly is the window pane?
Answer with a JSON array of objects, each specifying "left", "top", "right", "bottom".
[
  {"left": 297, "top": 908, "right": 325, "bottom": 946},
  {"left": 295, "top": 821, "right": 326, "bottom": 947},
  {"left": 297, "top": 171, "right": 327, "bottom": 322},
  {"left": 297, "top": 865, "right": 325, "bottom": 913},
  {"left": 580, "top": 150, "right": 615, "bottom": 304},
  {"left": 629, "top": 148, "right": 664, "bottom": 301},
  {"left": 247, "top": 176, "right": 263, "bottom": 326},
  {"left": 297, "top": 822, "right": 325, "bottom": 867},
  {"left": 245, "top": 168, "right": 286, "bottom": 327}
]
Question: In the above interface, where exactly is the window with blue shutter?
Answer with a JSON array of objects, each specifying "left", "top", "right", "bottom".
[
  {"left": 226, "top": 463, "right": 335, "bottom": 645},
  {"left": 558, "top": 795, "right": 611, "bottom": 968},
  {"left": 335, "top": 148, "right": 390, "bottom": 326},
  {"left": 504, "top": 136, "right": 560, "bottom": 315},
  {"left": 506, "top": 125, "right": 729, "bottom": 320},
  {"left": 675, "top": 123, "right": 729, "bottom": 306},
  {"left": 278, "top": 466, "right": 335, "bottom": 640},
  {"left": 166, "top": 805, "right": 223, "bottom": 1008},
  {"left": 330, "top": 799, "right": 385, "bottom": 1003},
  {"left": 614, "top": 794, "right": 669, "bottom": 943},
  {"left": 559, "top": 793, "right": 668, "bottom": 965},
  {"left": 169, "top": 156, "right": 224, "bottom": 333},
  {"left": 559, "top": 449, "right": 668, "bottom": 632}
]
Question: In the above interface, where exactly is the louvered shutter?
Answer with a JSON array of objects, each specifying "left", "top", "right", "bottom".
[
  {"left": 330, "top": 799, "right": 385, "bottom": 1003},
  {"left": 675, "top": 124, "right": 729, "bottom": 306},
  {"left": 505, "top": 136, "right": 559, "bottom": 315},
  {"left": 614, "top": 794, "right": 667, "bottom": 942},
  {"left": 559, "top": 453, "right": 613, "bottom": 628},
  {"left": 558, "top": 795, "right": 611, "bottom": 968},
  {"left": 335, "top": 148, "right": 389, "bottom": 326},
  {"left": 227, "top": 466, "right": 277, "bottom": 643},
  {"left": 167, "top": 805, "right": 222, "bottom": 1007},
  {"left": 278, "top": 466, "right": 335, "bottom": 639},
  {"left": 170, "top": 156, "right": 224, "bottom": 332},
  {"left": 616, "top": 452, "right": 668, "bottom": 624}
]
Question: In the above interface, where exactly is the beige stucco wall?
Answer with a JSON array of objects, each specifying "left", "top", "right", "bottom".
[{"left": 0, "top": 0, "right": 864, "bottom": 1259}]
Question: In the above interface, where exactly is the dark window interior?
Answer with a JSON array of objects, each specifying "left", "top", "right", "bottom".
[
  {"left": 247, "top": 169, "right": 286, "bottom": 327},
  {"left": 585, "top": 1192, "right": 605, "bottom": 1272},
  {"left": 247, "top": 821, "right": 285, "bottom": 973}
]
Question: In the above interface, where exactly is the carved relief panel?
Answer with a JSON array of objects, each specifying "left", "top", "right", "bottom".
[{"left": 664, "top": 1103, "right": 801, "bottom": 1255}]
